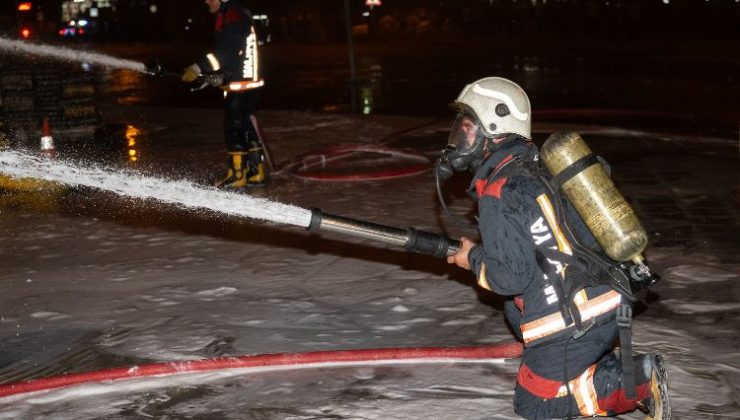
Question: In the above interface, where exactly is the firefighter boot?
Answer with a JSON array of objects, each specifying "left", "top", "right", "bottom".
[
  {"left": 245, "top": 146, "right": 266, "bottom": 187},
  {"left": 214, "top": 152, "right": 249, "bottom": 189},
  {"left": 640, "top": 354, "right": 671, "bottom": 420}
]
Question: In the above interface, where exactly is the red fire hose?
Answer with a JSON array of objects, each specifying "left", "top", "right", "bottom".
[
  {"left": 0, "top": 343, "right": 522, "bottom": 400},
  {"left": 288, "top": 144, "right": 431, "bottom": 181}
]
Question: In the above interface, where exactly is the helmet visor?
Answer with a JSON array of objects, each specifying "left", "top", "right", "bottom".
[{"left": 447, "top": 114, "right": 484, "bottom": 154}]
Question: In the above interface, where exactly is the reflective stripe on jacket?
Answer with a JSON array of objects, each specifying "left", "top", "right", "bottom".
[
  {"left": 199, "top": 2, "right": 264, "bottom": 90},
  {"left": 518, "top": 363, "right": 607, "bottom": 417}
]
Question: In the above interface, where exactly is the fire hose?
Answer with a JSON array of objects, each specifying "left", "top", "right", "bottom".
[
  {"left": 288, "top": 144, "right": 431, "bottom": 182},
  {"left": 0, "top": 344, "right": 522, "bottom": 400}
]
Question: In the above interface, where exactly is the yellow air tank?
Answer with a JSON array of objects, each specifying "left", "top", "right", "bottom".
[{"left": 540, "top": 132, "right": 647, "bottom": 264}]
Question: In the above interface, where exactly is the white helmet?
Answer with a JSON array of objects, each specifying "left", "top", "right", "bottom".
[{"left": 450, "top": 77, "right": 531, "bottom": 139}]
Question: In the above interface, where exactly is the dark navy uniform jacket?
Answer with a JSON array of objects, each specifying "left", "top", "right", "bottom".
[
  {"left": 198, "top": 1, "right": 263, "bottom": 91},
  {"left": 466, "top": 138, "right": 622, "bottom": 352}
]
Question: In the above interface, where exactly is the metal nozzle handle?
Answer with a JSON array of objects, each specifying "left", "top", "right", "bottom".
[{"left": 308, "top": 209, "right": 460, "bottom": 258}]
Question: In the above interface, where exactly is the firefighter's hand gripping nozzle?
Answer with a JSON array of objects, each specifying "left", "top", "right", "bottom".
[
  {"left": 144, "top": 59, "right": 165, "bottom": 78},
  {"left": 307, "top": 209, "right": 460, "bottom": 259}
]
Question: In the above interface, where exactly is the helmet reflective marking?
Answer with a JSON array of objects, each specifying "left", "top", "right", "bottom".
[{"left": 472, "top": 84, "right": 529, "bottom": 121}]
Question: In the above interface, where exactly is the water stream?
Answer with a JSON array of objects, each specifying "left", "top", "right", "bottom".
[
  {"left": 0, "top": 150, "right": 312, "bottom": 227},
  {"left": 0, "top": 36, "right": 147, "bottom": 73}
]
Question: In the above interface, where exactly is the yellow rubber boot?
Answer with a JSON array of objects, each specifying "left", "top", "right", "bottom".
[
  {"left": 214, "top": 152, "right": 248, "bottom": 189},
  {"left": 245, "top": 147, "right": 267, "bottom": 187},
  {"left": 246, "top": 163, "right": 266, "bottom": 186}
]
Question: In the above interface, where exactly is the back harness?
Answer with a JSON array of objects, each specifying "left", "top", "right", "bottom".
[{"left": 485, "top": 154, "right": 659, "bottom": 401}]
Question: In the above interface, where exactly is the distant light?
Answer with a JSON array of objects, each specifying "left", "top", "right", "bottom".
[
  {"left": 70, "top": 20, "right": 76, "bottom": 26},
  {"left": 362, "top": 11, "right": 370, "bottom": 17},
  {"left": 81, "top": 63, "right": 92, "bottom": 71},
  {"left": 149, "top": 5, "right": 157, "bottom": 14},
  {"left": 253, "top": 15, "right": 268, "bottom": 20},
  {"left": 20, "top": 28, "right": 31, "bottom": 38},
  {"left": 126, "top": 126, "right": 141, "bottom": 164},
  {"left": 90, "top": 8, "right": 98, "bottom": 18},
  {"left": 365, "top": 0, "right": 382, "bottom": 6},
  {"left": 18, "top": 2, "right": 32, "bottom": 12},
  {"left": 662, "top": 0, "right": 669, "bottom": 4},
  {"left": 78, "top": 20, "right": 88, "bottom": 27}
]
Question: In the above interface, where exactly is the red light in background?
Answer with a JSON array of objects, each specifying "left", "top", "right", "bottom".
[
  {"left": 18, "top": 2, "right": 32, "bottom": 12},
  {"left": 21, "top": 28, "right": 31, "bottom": 39}
]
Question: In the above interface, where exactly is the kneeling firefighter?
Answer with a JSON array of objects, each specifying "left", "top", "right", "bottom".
[
  {"left": 441, "top": 77, "right": 670, "bottom": 419},
  {"left": 182, "top": 0, "right": 267, "bottom": 188}
]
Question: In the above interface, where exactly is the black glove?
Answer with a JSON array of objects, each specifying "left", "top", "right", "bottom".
[
  {"left": 203, "top": 73, "right": 224, "bottom": 87},
  {"left": 181, "top": 63, "right": 201, "bottom": 83},
  {"left": 144, "top": 59, "right": 164, "bottom": 78}
]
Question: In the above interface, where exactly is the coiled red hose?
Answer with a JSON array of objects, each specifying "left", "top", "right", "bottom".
[
  {"left": 0, "top": 343, "right": 522, "bottom": 399},
  {"left": 288, "top": 144, "right": 431, "bottom": 181}
]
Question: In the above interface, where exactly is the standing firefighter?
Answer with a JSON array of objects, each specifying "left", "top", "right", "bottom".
[
  {"left": 183, "top": 0, "right": 266, "bottom": 188},
  {"left": 440, "top": 77, "right": 670, "bottom": 419}
]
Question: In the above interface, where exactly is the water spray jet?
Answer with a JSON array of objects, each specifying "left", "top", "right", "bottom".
[
  {"left": 0, "top": 150, "right": 460, "bottom": 258},
  {"left": 0, "top": 36, "right": 151, "bottom": 74}
]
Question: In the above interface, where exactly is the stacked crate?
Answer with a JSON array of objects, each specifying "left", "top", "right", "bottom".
[
  {"left": 33, "top": 66, "right": 64, "bottom": 129},
  {"left": 0, "top": 66, "right": 36, "bottom": 133},
  {"left": 0, "top": 63, "right": 99, "bottom": 141},
  {"left": 61, "top": 71, "right": 99, "bottom": 133}
]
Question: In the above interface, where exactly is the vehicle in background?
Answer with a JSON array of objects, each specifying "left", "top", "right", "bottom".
[
  {"left": 0, "top": 1, "right": 40, "bottom": 40},
  {"left": 58, "top": 19, "right": 92, "bottom": 39}
]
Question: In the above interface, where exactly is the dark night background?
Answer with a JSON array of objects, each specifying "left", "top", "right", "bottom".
[
  {"left": 0, "top": 3, "right": 739, "bottom": 417},
  {"left": 1, "top": 0, "right": 738, "bottom": 131}
]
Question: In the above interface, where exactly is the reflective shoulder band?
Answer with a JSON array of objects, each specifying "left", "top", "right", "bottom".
[
  {"left": 206, "top": 53, "right": 221, "bottom": 71},
  {"left": 552, "top": 153, "right": 600, "bottom": 190}
]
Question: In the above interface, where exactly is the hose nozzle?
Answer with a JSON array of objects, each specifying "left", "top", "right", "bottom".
[
  {"left": 144, "top": 59, "right": 164, "bottom": 77},
  {"left": 308, "top": 208, "right": 460, "bottom": 258}
]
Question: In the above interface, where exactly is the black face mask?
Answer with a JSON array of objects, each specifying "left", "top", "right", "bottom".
[
  {"left": 431, "top": 114, "right": 487, "bottom": 230},
  {"left": 434, "top": 114, "right": 488, "bottom": 180}
]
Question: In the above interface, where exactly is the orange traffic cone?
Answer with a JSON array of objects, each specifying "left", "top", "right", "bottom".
[{"left": 39, "top": 117, "right": 56, "bottom": 158}]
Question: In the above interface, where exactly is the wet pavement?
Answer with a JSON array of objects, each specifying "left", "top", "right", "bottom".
[
  {"left": 0, "top": 105, "right": 738, "bottom": 418},
  {"left": 1, "top": 35, "right": 739, "bottom": 417}
]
